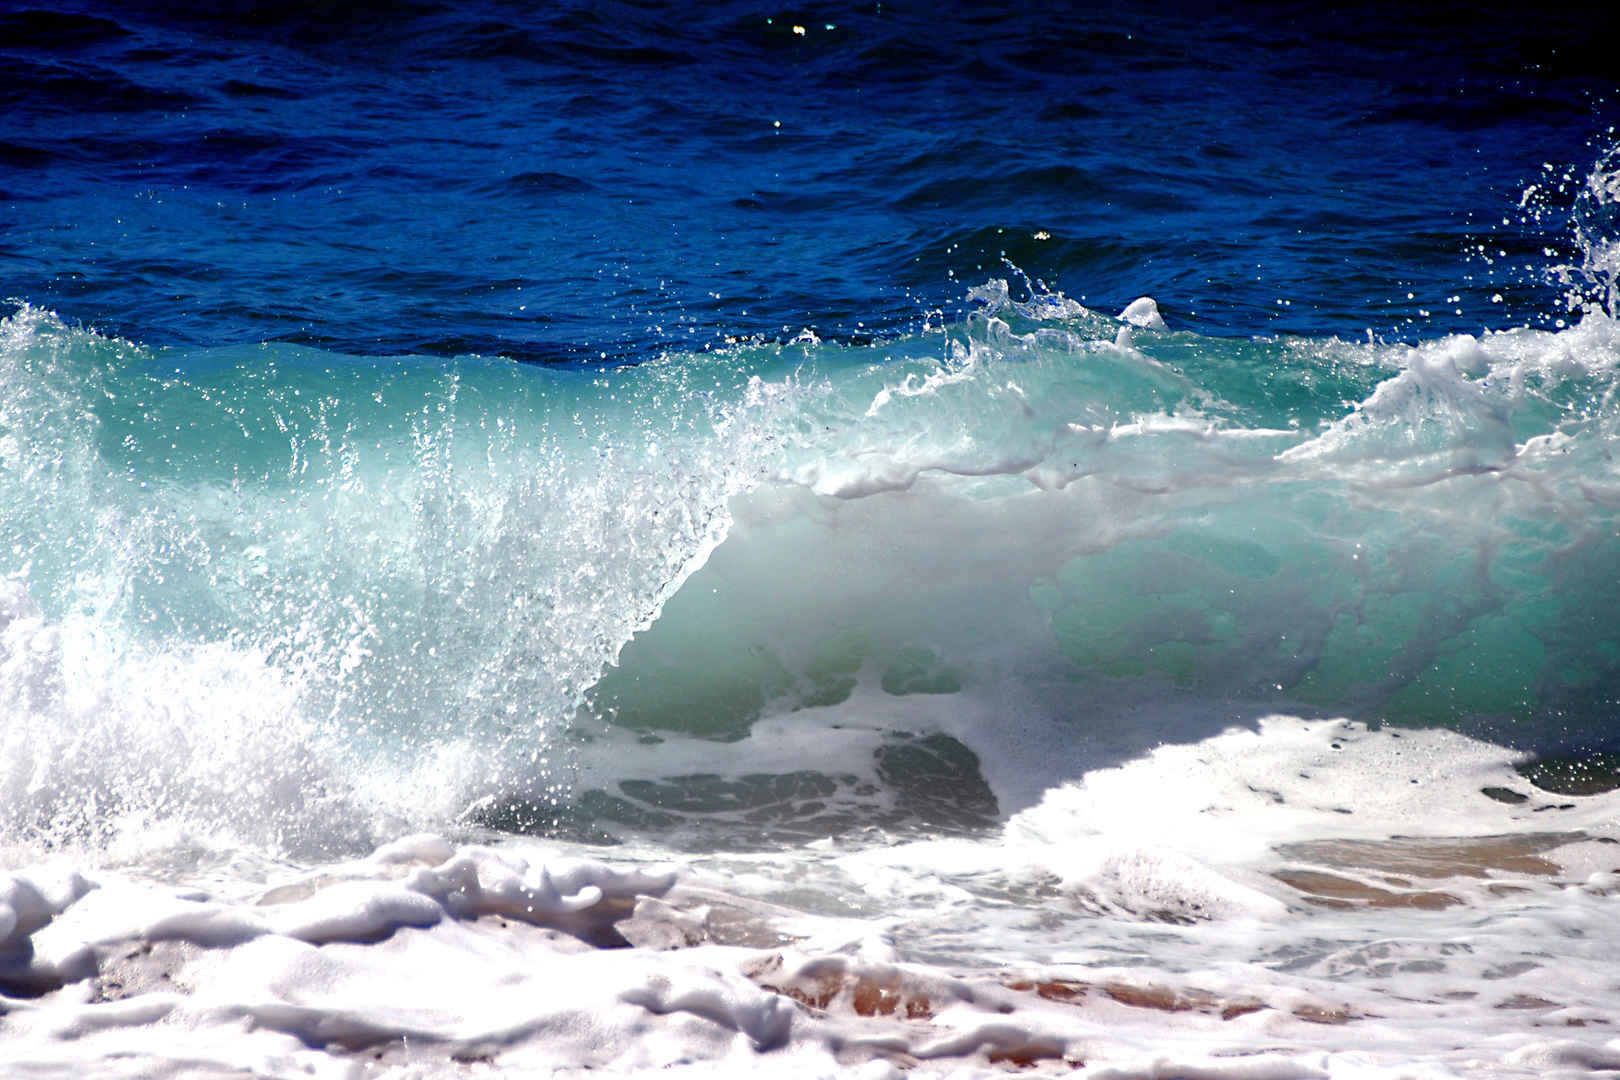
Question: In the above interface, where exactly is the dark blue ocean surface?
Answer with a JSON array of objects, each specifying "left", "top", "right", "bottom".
[{"left": 2, "top": 1, "right": 1613, "bottom": 361}]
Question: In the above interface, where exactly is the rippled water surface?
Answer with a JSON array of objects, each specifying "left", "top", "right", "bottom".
[{"left": 3, "top": 1, "right": 1612, "bottom": 360}]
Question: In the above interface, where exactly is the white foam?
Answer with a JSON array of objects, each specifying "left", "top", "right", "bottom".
[
  {"left": 1119, "top": 296, "right": 1168, "bottom": 329},
  {"left": 1, "top": 577, "right": 381, "bottom": 865},
  {"left": 7, "top": 712, "right": 1620, "bottom": 1080}
]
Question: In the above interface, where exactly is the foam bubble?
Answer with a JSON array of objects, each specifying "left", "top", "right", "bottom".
[{"left": 1119, "top": 296, "right": 1167, "bottom": 329}]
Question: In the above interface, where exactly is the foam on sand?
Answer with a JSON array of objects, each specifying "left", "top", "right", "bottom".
[{"left": 8, "top": 718, "right": 1620, "bottom": 1078}]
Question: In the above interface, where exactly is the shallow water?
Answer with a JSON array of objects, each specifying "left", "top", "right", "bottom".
[{"left": 5, "top": 2, "right": 1620, "bottom": 1077}]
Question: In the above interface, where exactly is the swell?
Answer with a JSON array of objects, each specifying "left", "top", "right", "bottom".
[
  {"left": 584, "top": 296, "right": 1620, "bottom": 773},
  {"left": 5, "top": 255, "right": 1620, "bottom": 855}
]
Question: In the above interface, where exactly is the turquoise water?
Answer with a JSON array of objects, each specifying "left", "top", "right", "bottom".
[{"left": 6, "top": 278, "right": 1620, "bottom": 852}]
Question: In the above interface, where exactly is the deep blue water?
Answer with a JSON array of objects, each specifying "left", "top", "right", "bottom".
[{"left": 2, "top": 1, "right": 1613, "bottom": 361}]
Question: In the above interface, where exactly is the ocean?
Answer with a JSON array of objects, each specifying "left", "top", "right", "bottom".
[{"left": 4, "top": 2, "right": 1620, "bottom": 1076}]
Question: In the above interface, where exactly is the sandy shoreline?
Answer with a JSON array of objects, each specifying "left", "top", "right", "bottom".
[{"left": 7, "top": 802, "right": 1620, "bottom": 1079}]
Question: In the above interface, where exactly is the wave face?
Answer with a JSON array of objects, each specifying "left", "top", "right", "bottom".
[
  {"left": 575, "top": 293, "right": 1620, "bottom": 839},
  {"left": 0, "top": 305, "right": 775, "bottom": 856},
  {"left": 7, "top": 249, "right": 1620, "bottom": 855}
]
